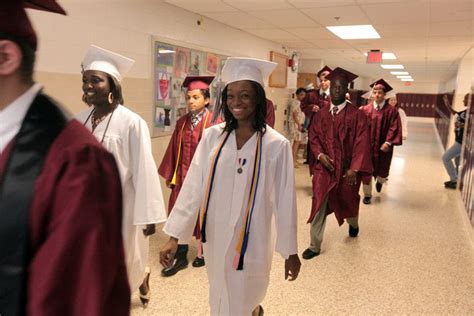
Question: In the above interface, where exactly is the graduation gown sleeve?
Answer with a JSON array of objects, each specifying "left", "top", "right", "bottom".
[
  {"left": 350, "top": 110, "right": 373, "bottom": 175},
  {"left": 158, "top": 117, "right": 182, "bottom": 182},
  {"left": 129, "top": 118, "right": 167, "bottom": 225},
  {"left": 272, "top": 140, "right": 298, "bottom": 259},
  {"left": 163, "top": 129, "right": 209, "bottom": 242},
  {"left": 385, "top": 108, "right": 403, "bottom": 146},
  {"left": 27, "top": 122, "right": 130, "bottom": 315}
]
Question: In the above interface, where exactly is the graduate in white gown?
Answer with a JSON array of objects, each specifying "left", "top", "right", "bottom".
[
  {"left": 76, "top": 45, "right": 167, "bottom": 306},
  {"left": 160, "top": 57, "right": 301, "bottom": 316}
]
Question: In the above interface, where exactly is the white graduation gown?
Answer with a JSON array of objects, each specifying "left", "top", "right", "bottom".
[
  {"left": 398, "top": 108, "right": 408, "bottom": 139},
  {"left": 164, "top": 124, "right": 298, "bottom": 315},
  {"left": 76, "top": 105, "right": 166, "bottom": 290}
]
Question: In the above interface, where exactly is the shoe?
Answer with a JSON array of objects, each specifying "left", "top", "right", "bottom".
[
  {"left": 302, "top": 248, "right": 320, "bottom": 260},
  {"left": 139, "top": 267, "right": 151, "bottom": 307},
  {"left": 349, "top": 225, "right": 359, "bottom": 238},
  {"left": 445, "top": 181, "right": 457, "bottom": 189},
  {"left": 375, "top": 181, "right": 383, "bottom": 192},
  {"left": 444, "top": 180, "right": 453, "bottom": 185},
  {"left": 259, "top": 305, "right": 264, "bottom": 316},
  {"left": 161, "top": 258, "right": 189, "bottom": 277},
  {"left": 363, "top": 196, "right": 372, "bottom": 205},
  {"left": 192, "top": 256, "right": 205, "bottom": 267}
]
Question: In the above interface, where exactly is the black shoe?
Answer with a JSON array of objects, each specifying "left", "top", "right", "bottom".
[
  {"left": 192, "top": 256, "right": 205, "bottom": 267},
  {"left": 444, "top": 180, "right": 453, "bottom": 185},
  {"left": 302, "top": 248, "right": 320, "bottom": 260},
  {"left": 375, "top": 181, "right": 383, "bottom": 192},
  {"left": 258, "top": 305, "right": 264, "bottom": 316},
  {"left": 445, "top": 181, "right": 457, "bottom": 189},
  {"left": 161, "top": 258, "right": 189, "bottom": 277},
  {"left": 363, "top": 196, "right": 372, "bottom": 205},
  {"left": 139, "top": 268, "right": 151, "bottom": 307},
  {"left": 303, "top": 160, "right": 309, "bottom": 164},
  {"left": 349, "top": 225, "right": 359, "bottom": 238}
]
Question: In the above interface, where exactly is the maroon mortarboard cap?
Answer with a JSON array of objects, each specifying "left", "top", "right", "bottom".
[
  {"left": 325, "top": 67, "right": 358, "bottom": 83},
  {"left": 316, "top": 65, "right": 332, "bottom": 78},
  {"left": 0, "top": 0, "right": 66, "bottom": 51},
  {"left": 369, "top": 78, "right": 393, "bottom": 93},
  {"left": 182, "top": 76, "right": 215, "bottom": 90}
]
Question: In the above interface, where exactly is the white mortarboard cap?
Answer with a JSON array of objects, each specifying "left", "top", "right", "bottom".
[
  {"left": 362, "top": 91, "right": 372, "bottom": 99},
  {"left": 82, "top": 45, "right": 135, "bottom": 82},
  {"left": 385, "top": 90, "right": 397, "bottom": 99},
  {"left": 221, "top": 57, "right": 277, "bottom": 87}
]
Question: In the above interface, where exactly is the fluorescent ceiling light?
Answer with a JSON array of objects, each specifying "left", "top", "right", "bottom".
[
  {"left": 364, "top": 52, "right": 397, "bottom": 59},
  {"left": 397, "top": 75, "right": 412, "bottom": 79},
  {"left": 326, "top": 25, "right": 380, "bottom": 40},
  {"left": 381, "top": 64, "right": 404, "bottom": 69},
  {"left": 391, "top": 71, "right": 409, "bottom": 75},
  {"left": 401, "top": 78, "right": 414, "bottom": 81},
  {"left": 158, "top": 49, "right": 175, "bottom": 54}
]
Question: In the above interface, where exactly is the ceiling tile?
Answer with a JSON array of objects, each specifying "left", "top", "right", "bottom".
[
  {"left": 164, "top": 0, "right": 238, "bottom": 13},
  {"left": 308, "top": 38, "right": 353, "bottom": 49},
  {"left": 287, "top": 0, "right": 356, "bottom": 9},
  {"left": 249, "top": 9, "right": 320, "bottom": 28},
  {"left": 279, "top": 40, "right": 317, "bottom": 49},
  {"left": 302, "top": 5, "right": 371, "bottom": 26},
  {"left": 429, "top": 0, "right": 473, "bottom": 23},
  {"left": 222, "top": 0, "right": 293, "bottom": 11},
  {"left": 284, "top": 27, "right": 338, "bottom": 40},
  {"left": 429, "top": 21, "right": 474, "bottom": 37},
  {"left": 362, "top": 2, "right": 430, "bottom": 25},
  {"left": 244, "top": 28, "right": 296, "bottom": 41},
  {"left": 203, "top": 12, "right": 273, "bottom": 29}
]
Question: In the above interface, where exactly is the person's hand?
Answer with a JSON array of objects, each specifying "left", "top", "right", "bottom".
[
  {"left": 319, "top": 154, "right": 335, "bottom": 172},
  {"left": 165, "top": 180, "right": 175, "bottom": 189},
  {"left": 343, "top": 169, "right": 357, "bottom": 185},
  {"left": 159, "top": 237, "right": 178, "bottom": 268},
  {"left": 380, "top": 143, "right": 390, "bottom": 152},
  {"left": 455, "top": 121, "right": 464, "bottom": 129},
  {"left": 143, "top": 224, "right": 156, "bottom": 236},
  {"left": 285, "top": 254, "right": 301, "bottom": 281},
  {"left": 312, "top": 105, "right": 320, "bottom": 112}
]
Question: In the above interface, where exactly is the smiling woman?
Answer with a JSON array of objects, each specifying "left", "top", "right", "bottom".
[{"left": 160, "top": 57, "right": 301, "bottom": 316}]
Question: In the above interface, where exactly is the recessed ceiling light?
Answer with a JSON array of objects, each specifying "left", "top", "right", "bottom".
[
  {"left": 391, "top": 71, "right": 409, "bottom": 75},
  {"left": 401, "top": 78, "right": 414, "bottom": 81},
  {"left": 397, "top": 75, "right": 412, "bottom": 79},
  {"left": 364, "top": 52, "right": 397, "bottom": 59},
  {"left": 381, "top": 64, "right": 404, "bottom": 69},
  {"left": 326, "top": 25, "right": 381, "bottom": 40}
]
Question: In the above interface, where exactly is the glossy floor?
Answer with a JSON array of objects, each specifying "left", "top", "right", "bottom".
[{"left": 132, "top": 119, "right": 474, "bottom": 315}]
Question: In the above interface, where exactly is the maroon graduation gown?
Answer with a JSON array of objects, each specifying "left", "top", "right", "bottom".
[
  {"left": 309, "top": 104, "right": 372, "bottom": 225},
  {"left": 301, "top": 89, "right": 331, "bottom": 174},
  {"left": 266, "top": 98, "right": 275, "bottom": 128},
  {"left": 0, "top": 119, "right": 130, "bottom": 315},
  {"left": 158, "top": 111, "right": 220, "bottom": 238},
  {"left": 360, "top": 102, "right": 402, "bottom": 182}
]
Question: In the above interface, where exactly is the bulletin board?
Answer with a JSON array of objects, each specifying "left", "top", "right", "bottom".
[
  {"left": 152, "top": 40, "right": 228, "bottom": 137},
  {"left": 269, "top": 51, "right": 288, "bottom": 88}
]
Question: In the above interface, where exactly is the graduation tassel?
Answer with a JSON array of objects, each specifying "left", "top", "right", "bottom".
[{"left": 199, "top": 131, "right": 232, "bottom": 243}]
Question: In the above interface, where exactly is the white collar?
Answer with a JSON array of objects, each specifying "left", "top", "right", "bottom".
[
  {"left": 320, "top": 88, "right": 330, "bottom": 95},
  {"left": 0, "top": 83, "right": 42, "bottom": 153},
  {"left": 374, "top": 99, "right": 386, "bottom": 110},
  {"left": 329, "top": 101, "right": 347, "bottom": 115}
]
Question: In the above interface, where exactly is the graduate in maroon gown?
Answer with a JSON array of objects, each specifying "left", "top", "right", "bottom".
[
  {"left": 301, "top": 66, "right": 332, "bottom": 174},
  {"left": 302, "top": 67, "right": 372, "bottom": 260},
  {"left": 360, "top": 79, "right": 403, "bottom": 204},
  {"left": 158, "top": 75, "right": 221, "bottom": 276},
  {"left": 266, "top": 98, "right": 276, "bottom": 128},
  {"left": 0, "top": 1, "right": 130, "bottom": 315}
]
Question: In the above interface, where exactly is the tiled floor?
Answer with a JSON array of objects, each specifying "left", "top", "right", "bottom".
[{"left": 132, "top": 119, "right": 474, "bottom": 315}]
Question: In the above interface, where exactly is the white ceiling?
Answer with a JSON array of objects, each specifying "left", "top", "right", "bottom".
[{"left": 164, "top": 0, "right": 473, "bottom": 83}]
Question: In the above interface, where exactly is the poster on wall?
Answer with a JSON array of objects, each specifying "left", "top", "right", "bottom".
[
  {"left": 189, "top": 50, "right": 203, "bottom": 75},
  {"left": 206, "top": 53, "right": 218, "bottom": 74},
  {"left": 174, "top": 47, "right": 190, "bottom": 78},
  {"left": 152, "top": 39, "right": 228, "bottom": 137}
]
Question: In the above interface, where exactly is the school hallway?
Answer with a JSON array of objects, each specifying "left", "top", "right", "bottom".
[{"left": 133, "top": 118, "right": 474, "bottom": 315}]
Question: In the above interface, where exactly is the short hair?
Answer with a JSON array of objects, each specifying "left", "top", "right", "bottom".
[
  {"left": 221, "top": 80, "right": 267, "bottom": 134},
  {"left": 296, "top": 88, "right": 306, "bottom": 95},
  {"left": 0, "top": 33, "right": 35, "bottom": 84}
]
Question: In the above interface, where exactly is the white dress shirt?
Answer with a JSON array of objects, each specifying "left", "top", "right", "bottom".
[
  {"left": 0, "top": 83, "right": 42, "bottom": 153},
  {"left": 373, "top": 99, "right": 386, "bottom": 111},
  {"left": 329, "top": 100, "right": 348, "bottom": 115}
]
